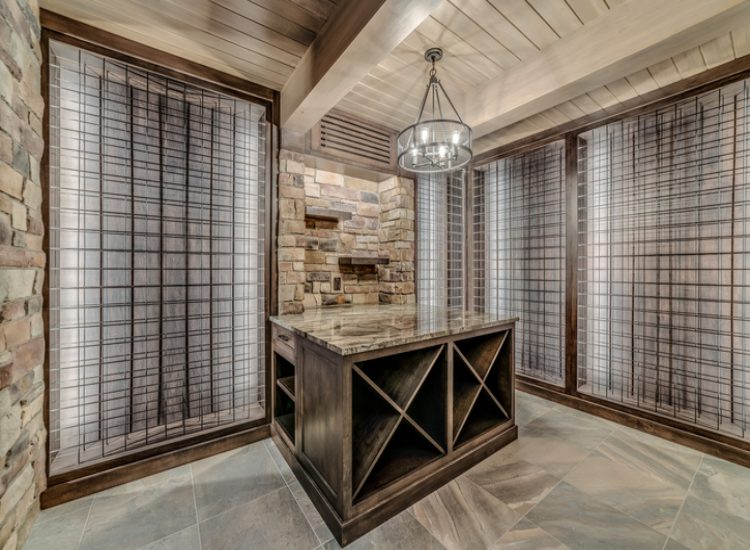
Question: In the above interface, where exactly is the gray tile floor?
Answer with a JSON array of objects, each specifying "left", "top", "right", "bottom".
[{"left": 25, "top": 391, "right": 750, "bottom": 550}]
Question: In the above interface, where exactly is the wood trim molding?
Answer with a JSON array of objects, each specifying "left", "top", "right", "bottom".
[
  {"left": 42, "top": 424, "right": 270, "bottom": 508},
  {"left": 40, "top": 9, "right": 275, "bottom": 104},
  {"left": 473, "top": 50, "right": 750, "bottom": 165}
]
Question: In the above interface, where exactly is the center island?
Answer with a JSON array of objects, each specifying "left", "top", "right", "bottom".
[{"left": 269, "top": 304, "right": 518, "bottom": 545}]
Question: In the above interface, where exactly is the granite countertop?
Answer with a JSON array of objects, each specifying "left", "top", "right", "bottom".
[{"left": 270, "top": 304, "right": 517, "bottom": 356}]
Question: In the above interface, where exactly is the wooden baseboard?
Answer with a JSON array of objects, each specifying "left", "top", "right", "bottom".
[
  {"left": 41, "top": 423, "right": 270, "bottom": 508},
  {"left": 516, "top": 379, "right": 750, "bottom": 468}
]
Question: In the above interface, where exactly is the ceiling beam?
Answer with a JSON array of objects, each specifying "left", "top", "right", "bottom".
[
  {"left": 461, "top": 0, "right": 750, "bottom": 139},
  {"left": 280, "top": 0, "right": 442, "bottom": 132}
]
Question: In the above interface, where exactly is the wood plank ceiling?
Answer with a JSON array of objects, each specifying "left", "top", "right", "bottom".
[
  {"left": 40, "top": 0, "right": 750, "bottom": 155},
  {"left": 39, "top": 0, "right": 338, "bottom": 90},
  {"left": 330, "top": 0, "right": 750, "bottom": 154}
]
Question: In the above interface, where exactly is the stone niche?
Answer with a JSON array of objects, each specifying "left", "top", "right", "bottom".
[{"left": 277, "top": 150, "right": 415, "bottom": 314}]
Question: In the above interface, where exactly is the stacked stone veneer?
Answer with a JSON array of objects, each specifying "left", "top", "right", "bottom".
[
  {"left": 277, "top": 150, "right": 415, "bottom": 314},
  {"left": 0, "top": 0, "right": 47, "bottom": 549}
]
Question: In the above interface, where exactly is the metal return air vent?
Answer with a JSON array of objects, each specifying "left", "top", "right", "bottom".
[{"left": 312, "top": 110, "right": 397, "bottom": 171}]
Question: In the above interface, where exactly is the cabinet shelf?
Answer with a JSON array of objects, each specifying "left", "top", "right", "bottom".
[
  {"left": 338, "top": 256, "right": 389, "bottom": 266},
  {"left": 305, "top": 206, "right": 353, "bottom": 222},
  {"left": 274, "top": 351, "right": 296, "bottom": 444},
  {"left": 277, "top": 376, "right": 295, "bottom": 400}
]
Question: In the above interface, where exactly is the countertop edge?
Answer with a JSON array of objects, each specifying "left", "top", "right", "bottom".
[{"left": 270, "top": 315, "right": 518, "bottom": 356}]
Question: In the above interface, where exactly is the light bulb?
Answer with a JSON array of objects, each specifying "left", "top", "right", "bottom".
[
  {"left": 420, "top": 128, "right": 429, "bottom": 143},
  {"left": 411, "top": 147, "right": 418, "bottom": 159},
  {"left": 451, "top": 131, "right": 460, "bottom": 144},
  {"left": 438, "top": 145, "right": 447, "bottom": 158}
]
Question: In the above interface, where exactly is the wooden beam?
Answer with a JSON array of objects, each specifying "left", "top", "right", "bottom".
[
  {"left": 461, "top": 0, "right": 750, "bottom": 138},
  {"left": 280, "top": 0, "right": 441, "bottom": 132}
]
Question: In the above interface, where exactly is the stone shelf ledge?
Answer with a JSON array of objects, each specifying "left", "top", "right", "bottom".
[
  {"left": 305, "top": 206, "right": 354, "bottom": 222},
  {"left": 338, "top": 256, "right": 389, "bottom": 266}
]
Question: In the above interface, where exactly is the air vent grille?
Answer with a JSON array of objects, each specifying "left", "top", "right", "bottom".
[{"left": 313, "top": 111, "right": 396, "bottom": 170}]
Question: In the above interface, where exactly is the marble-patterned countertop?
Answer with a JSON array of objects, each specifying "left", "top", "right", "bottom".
[{"left": 270, "top": 304, "right": 517, "bottom": 356}]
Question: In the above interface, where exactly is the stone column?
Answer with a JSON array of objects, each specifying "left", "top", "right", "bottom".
[
  {"left": 277, "top": 150, "right": 306, "bottom": 314},
  {"left": 378, "top": 176, "right": 416, "bottom": 305},
  {"left": 0, "top": 0, "right": 47, "bottom": 548}
]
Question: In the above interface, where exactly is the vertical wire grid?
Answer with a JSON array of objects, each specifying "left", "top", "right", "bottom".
[
  {"left": 47, "top": 40, "right": 267, "bottom": 473},
  {"left": 578, "top": 79, "right": 750, "bottom": 439},
  {"left": 473, "top": 142, "right": 566, "bottom": 385}
]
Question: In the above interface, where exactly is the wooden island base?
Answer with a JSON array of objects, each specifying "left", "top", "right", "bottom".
[{"left": 269, "top": 305, "right": 517, "bottom": 546}]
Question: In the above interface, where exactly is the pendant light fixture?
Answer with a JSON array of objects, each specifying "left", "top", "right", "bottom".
[{"left": 397, "top": 48, "right": 472, "bottom": 174}]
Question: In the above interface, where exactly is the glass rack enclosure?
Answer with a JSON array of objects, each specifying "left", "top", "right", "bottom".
[{"left": 47, "top": 40, "right": 267, "bottom": 474}]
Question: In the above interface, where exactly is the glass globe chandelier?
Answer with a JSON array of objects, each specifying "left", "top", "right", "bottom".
[{"left": 397, "top": 48, "right": 472, "bottom": 174}]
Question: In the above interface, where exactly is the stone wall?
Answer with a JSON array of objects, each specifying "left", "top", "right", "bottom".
[
  {"left": 277, "top": 151, "right": 415, "bottom": 314},
  {"left": 0, "top": 1, "right": 47, "bottom": 549},
  {"left": 378, "top": 176, "right": 415, "bottom": 305}
]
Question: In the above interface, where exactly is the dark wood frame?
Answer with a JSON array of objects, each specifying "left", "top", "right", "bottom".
[
  {"left": 39, "top": 11, "right": 280, "bottom": 508},
  {"left": 467, "top": 51, "right": 750, "bottom": 469}
]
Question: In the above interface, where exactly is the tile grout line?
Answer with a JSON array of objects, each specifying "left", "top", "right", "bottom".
[
  {"left": 75, "top": 497, "right": 94, "bottom": 550},
  {"left": 662, "top": 453, "right": 704, "bottom": 550},
  {"left": 523, "top": 515, "right": 573, "bottom": 549},
  {"left": 263, "top": 440, "right": 326, "bottom": 548},
  {"left": 189, "top": 464, "right": 203, "bottom": 550}
]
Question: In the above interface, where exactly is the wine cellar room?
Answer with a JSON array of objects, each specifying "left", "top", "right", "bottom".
[{"left": 4, "top": 0, "right": 750, "bottom": 549}]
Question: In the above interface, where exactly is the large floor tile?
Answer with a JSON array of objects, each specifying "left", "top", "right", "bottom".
[
  {"left": 410, "top": 477, "right": 517, "bottom": 550},
  {"left": 465, "top": 458, "right": 559, "bottom": 517},
  {"left": 490, "top": 518, "right": 569, "bottom": 550},
  {"left": 199, "top": 486, "right": 318, "bottom": 550},
  {"left": 192, "top": 440, "right": 286, "bottom": 521},
  {"left": 689, "top": 455, "right": 750, "bottom": 521},
  {"left": 597, "top": 428, "right": 702, "bottom": 490},
  {"left": 515, "top": 392, "right": 558, "bottom": 427},
  {"left": 24, "top": 497, "right": 91, "bottom": 550},
  {"left": 526, "top": 481, "right": 666, "bottom": 549},
  {"left": 563, "top": 450, "right": 685, "bottom": 535},
  {"left": 670, "top": 494, "right": 750, "bottom": 550},
  {"left": 322, "top": 511, "right": 444, "bottom": 549},
  {"left": 79, "top": 466, "right": 196, "bottom": 550},
  {"left": 491, "top": 433, "right": 592, "bottom": 479},
  {"left": 522, "top": 407, "right": 615, "bottom": 451}
]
